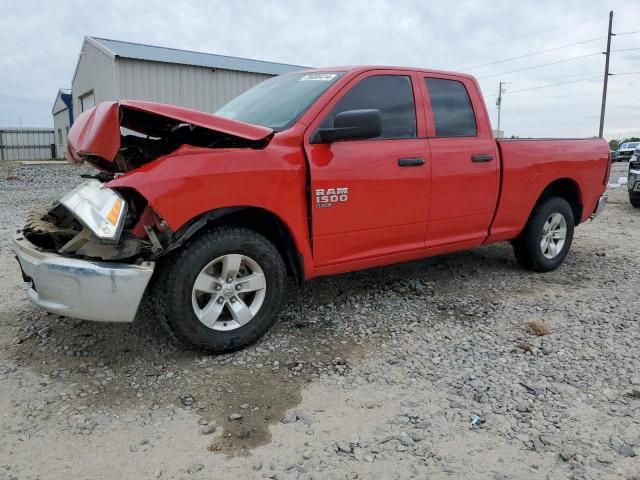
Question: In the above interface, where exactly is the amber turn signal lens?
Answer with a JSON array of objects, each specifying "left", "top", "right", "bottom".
[{"left": 106, "top": 198, "right": 123, "bottom": 226}]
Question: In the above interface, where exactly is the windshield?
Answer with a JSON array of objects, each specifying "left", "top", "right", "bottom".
[
  {"left": 621, "top": 143, "right": 639, "bottom": 149},
  {"left": 216, "top": 72, "right": 345, "bottom": 130}
]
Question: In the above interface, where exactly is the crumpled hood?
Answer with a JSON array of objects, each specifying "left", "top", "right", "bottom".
[{"left": 66, "top": 100, "right": 273, "bottom": 167}]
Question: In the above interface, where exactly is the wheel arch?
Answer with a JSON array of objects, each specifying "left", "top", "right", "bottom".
[
  {"left": 536, "top": 178, "right": 583, "bottom": 225},
  {"left": 163, "top": 206, "right": 305, "bottom": 284}
]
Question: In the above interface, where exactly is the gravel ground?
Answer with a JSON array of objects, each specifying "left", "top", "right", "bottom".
[{"left": 0, "top": 161, "right": 638, "bottom": 480}]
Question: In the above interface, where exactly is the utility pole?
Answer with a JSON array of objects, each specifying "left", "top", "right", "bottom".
[
  {"left": 496, "top": 81, "right": 505, "bottom": 137},
  {"left": 599, "top": 10, "right": 614, "bottom": 138}
]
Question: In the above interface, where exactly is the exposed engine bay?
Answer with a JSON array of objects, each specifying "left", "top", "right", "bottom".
[
  {"left": 109, "top": 107, "right": 270, "bottom": 173},
  {"left": 66, "top": 100, "right": 273, "bottom": 174}
]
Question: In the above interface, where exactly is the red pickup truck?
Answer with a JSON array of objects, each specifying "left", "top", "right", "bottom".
[{"left": 13, "top": 66, "right": 610, "bottom": 353}]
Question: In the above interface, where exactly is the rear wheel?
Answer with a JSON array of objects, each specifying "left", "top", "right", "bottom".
[
  {"left": 154, "top": 227, "right": 286, "bottom": 353},
  {"left": 513, "top": 196, "right": 575, "bottom": 272},
  {"left": 630, "top": 195, "right": 640, "bottom": 208}
]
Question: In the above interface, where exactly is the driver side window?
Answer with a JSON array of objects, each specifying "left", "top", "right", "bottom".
[{"left": 320, "top": 75, "right": 417, "bottom": 139}]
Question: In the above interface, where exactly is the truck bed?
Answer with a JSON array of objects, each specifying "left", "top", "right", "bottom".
[{"left": 487, "top": 138, "right": 610, "bottom": 243}]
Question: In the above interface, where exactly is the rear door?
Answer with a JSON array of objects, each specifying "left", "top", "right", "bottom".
[
  {"left": 304, "top": 71, "right": 431, "bottom": 266},
  {"left": 421, "top": 75, "right": 500, "bottom": 248}
]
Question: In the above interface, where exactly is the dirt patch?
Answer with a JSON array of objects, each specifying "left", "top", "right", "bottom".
[
  {"left": 5, "top": 296, "right": 363, "bottom": 454},
  {"left": 527, "top": 319, "right": 550, "bottom": 336}
]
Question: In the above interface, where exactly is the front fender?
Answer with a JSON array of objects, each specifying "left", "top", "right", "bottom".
[{"left": 106, "top": 142, "right": 314, "bottom": 277}]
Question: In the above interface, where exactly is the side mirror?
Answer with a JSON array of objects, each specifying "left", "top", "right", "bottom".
[{"left": 311, "top": 109, "right": 382, "bottom": 144}]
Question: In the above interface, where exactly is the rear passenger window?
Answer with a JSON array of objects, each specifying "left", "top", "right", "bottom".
[
  {"left": 425, "top": 78, "right": 477, "bottom": 137},
  {"left": 321, "top": 75, "right": 417, "bottom": 139}
]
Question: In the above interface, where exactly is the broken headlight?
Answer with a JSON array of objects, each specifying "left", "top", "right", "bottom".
[{"left": 59, "top": 179, "right": 127, "bottom": 242}]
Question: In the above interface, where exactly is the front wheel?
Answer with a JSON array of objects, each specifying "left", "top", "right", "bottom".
[
  {"left": 153, "top": 227, "right": 286, "bottom": 353},
  {"left": 630, "top": 195, "right": 640, "bottom": 208},
  {"left": 513, "top": 196, "right": 575, "bottom": 272}
]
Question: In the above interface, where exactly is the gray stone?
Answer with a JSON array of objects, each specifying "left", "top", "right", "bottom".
[
  {"left": 398, "top": 435, "right": 415, "bottom": 447},
  {"left": 560, "top": 450, "right": 575, "bottom": 462},
  {"left": 612, "top": 444, "right": 636, "bottom": 458},
  {"left": 336, "top": 442, "right": 351, "bottom": 454},
  {"left": 596, "top": 454, "right": 614, "bottom": 464},
  {"left": 188, "top": 464, "right": 204, "bottom": 474},
  {"left": 282, "top": 413, "right": 298, "bottom": 424},
  {"left": 200, "top": 422, "right": 217, "bottom": 435},
  {"left": 228, "top": 413, "right": 243, "bottom": 421},
  {"left": 37, "top": 327, "right": 51, "bottom": 338}
]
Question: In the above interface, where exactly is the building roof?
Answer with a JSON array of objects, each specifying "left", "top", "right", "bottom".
[
  {"left": 52, "top": 88, "right": 72, "bottom": 114},
  {"left": 89, "top": 36, "right": 307, "bottom": 76}
]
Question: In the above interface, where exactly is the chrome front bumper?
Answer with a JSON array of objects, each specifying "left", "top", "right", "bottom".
[
  {"left": 591, "top": 194, "right": 608, "bottom": 220},
  {"left": 12, "top": 233, "right": 155, "bottom": 323}
]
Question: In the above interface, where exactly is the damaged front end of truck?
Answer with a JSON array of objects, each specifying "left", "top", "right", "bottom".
[{"left": 13, "top": 100, "right": 273, "bottom": 322}]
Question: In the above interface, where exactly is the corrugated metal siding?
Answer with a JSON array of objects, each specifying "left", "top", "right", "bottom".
[
  {"left": 116, "top": 59, "right": 271, "bottom": 113},
  {"left": 72, "top": 39, "right": 117, "bottom": 119},
  {"left": 53, "top": 110, "right": 71, "bottom": 158},
  {"left": 0, "top": 128, "right": 56, "bottom": 161}
]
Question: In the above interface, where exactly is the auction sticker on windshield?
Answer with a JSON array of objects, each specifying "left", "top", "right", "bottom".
[{"left": 299, "top": 74, "right": 337, "bottom": 81}]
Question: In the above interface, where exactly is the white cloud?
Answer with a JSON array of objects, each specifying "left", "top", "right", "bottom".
[{"left": 0, "top": 0, "right": 638, "bottom": 139}]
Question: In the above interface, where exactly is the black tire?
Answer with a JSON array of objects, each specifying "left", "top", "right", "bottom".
[
  {"left": 630, "top": 195, "right": 640, "bottom": 208},
  {"left": 153, "top": 227, "right": 286, "bottom": 353},
  {"left": 512, "top": 196, "right": 575, "bottom": 272}
]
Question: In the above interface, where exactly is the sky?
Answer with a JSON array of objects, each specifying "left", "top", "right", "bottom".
[{"left": 0, "top": 0, "right": 639, "bottom": 140}]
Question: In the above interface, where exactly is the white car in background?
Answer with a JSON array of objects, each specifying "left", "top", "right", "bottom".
[{"left": 616, "top": 142, "right": 639, "bottom": 162}]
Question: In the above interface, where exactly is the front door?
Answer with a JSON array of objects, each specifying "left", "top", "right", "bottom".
[{"left": 304, "top": 72, "right": 431, "bottom": 267}]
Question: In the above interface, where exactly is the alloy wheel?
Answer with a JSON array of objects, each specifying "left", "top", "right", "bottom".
[{"left": 191, "top": 254, "right": 266, "bottom": 331}]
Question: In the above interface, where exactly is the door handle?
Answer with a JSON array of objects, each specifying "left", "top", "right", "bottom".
[
  {"left": 471, "top": 154, "right": 494, "bottom": 163},
  {"left": 398, "top": 157, "right": 425, "bottom": 167}
]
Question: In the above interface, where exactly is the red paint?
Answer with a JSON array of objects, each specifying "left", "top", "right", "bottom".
[
  {"left": 88, "top": 66, "right": 608, "bottom": 279},
  {"left": 66, "top": 102, "right": 121, "bottom": 164},
  {"left": 303, "top": 70, "right": 431, "bottom": 266},
  {"left": 130, "top": 205, "right": 161, "bottom": 239},
  {"left": 119, "top": 100, "right": 273, "bottom": 140},
  {"left": 66, "top": 100, "right": 273, "bottom": 166}
]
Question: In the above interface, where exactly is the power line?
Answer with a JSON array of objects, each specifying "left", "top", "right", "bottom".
[
  {"left": 430, "top": 13, "right": 607, "bottom": 59},
  {"left": 459, "top": 36, "right": 605, "bottom": 70},
  {"left": 484, "top": 75, "right": 602, "bottom": 97},
  {"left": 611, "top": 47, "right": 640, "bottom": 52},
  {"left": 477, "top": 52, "right": 602, "bottom": 79},
  {"left": 510, "top": 76, "right": 602, "bottom": 93},
  {"left": 487, "top": 88, "right": 640, "bottom": 100},
  {"left": 615, "top": 7, "right": 640, "bottom": 14},
  {"left": 515, "top": 71, "right": 602, "bottom": 82},
  {"left": 615, "top": 30, "right": 640, "bottom": 35},
  {"left": 483, "top": 72, "right": 640, "bottom": 97}
]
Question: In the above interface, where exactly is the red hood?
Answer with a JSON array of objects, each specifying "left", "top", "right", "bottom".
[{"left": 66, "top": 100, "right": 273, "bottom": 166}]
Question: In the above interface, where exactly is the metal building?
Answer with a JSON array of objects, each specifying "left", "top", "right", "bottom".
[
  {"left": 52, "top": 89, "right": 73, "bottom": 158},
  {"left": 70, "top": 36, "right": 306, "bottom": 122},
  {"left": 0, "top": 128, "right": 56, "bottom": 161}
]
